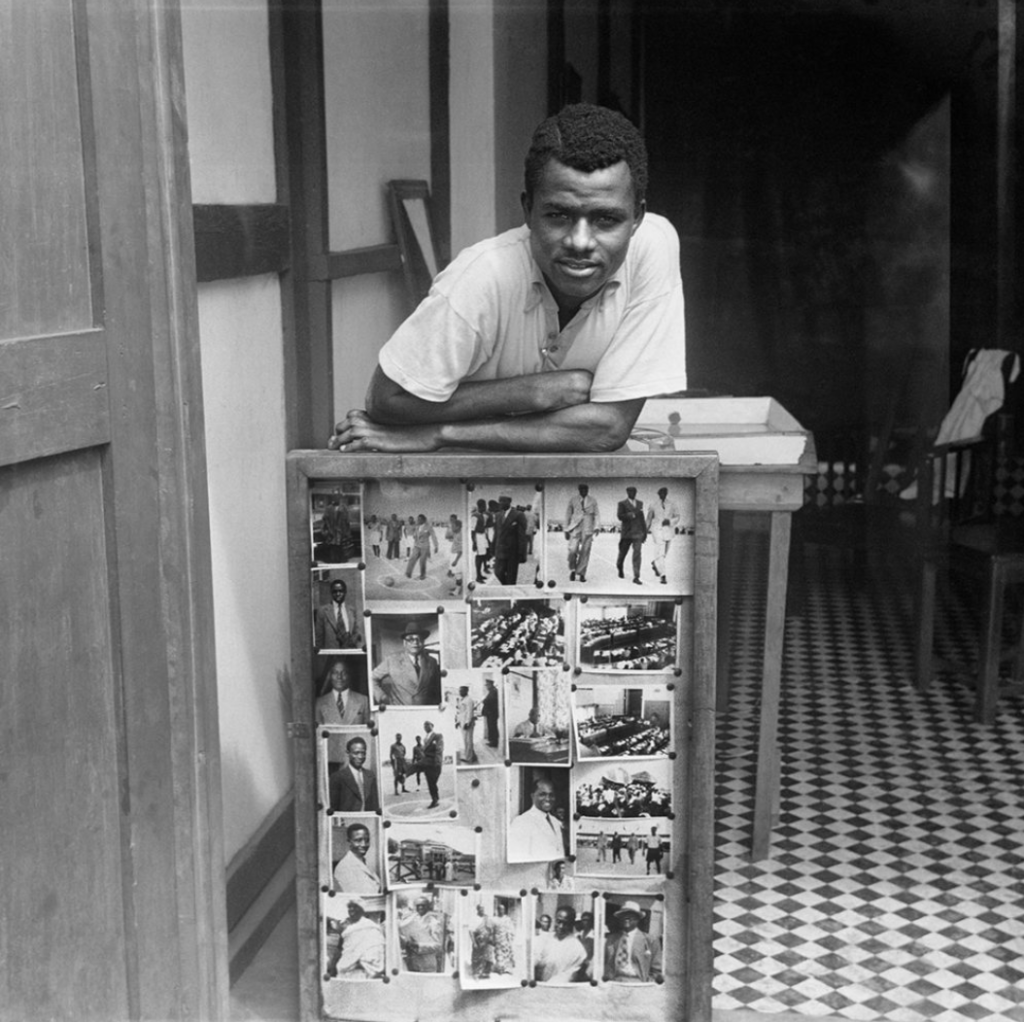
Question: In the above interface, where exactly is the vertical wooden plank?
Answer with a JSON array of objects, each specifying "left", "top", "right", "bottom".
[
  {"left": 751, "top": 510, "right": 792, "bottom": 862},
  {"left": 715, "top": 509, "right": 736, "bottom": 713}
]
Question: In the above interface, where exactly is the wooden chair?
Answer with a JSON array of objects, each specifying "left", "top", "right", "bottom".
[{"left": 914, "top": 436, "right": 1024, "bottom": 723}]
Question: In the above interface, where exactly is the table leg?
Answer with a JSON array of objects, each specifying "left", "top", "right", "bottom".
[
  {"left": 752, "top": 510, "right": 792, "bottom": 861},
  {"left": 716, "top": 510, "right": 737, "bottom": 714}
]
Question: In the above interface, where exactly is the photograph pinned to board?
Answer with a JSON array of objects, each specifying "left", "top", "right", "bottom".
[
  {"left": 572, "top": 678, "right": 673, "bottom": 759},
  {"left": 319, "top": 726, "right": 381, "bottom": 816},
  {"left": 574, "top": 818, "right": 670, "bottom": 884},
  {"left": 384, "top": 820, "right": 479, "bottom": 888},
  {"left": 313, "top": 654, "right": 371, "bottom": 729},
  {"left": 392, "top": 886, "right": 459, "bottom": 976},
  {"left": 506, "top": 765, "right": 572, "bottom": 864},
  {"left": 310, "top": 482, "right": 363, "bottom": 567},
  {"left": 573, "top": 757, "right": 672, "bottom": 821},
  {"left": 504, "top": 666, "right": 572, "bottom": 765},
  {"left": 327, "top": 815, "right": 384, "bottom": 896},
  {"left": 311, "top": 568, "right": 365, "bottom": 652},
  {"left": 367, "top": 608, "right": 443, "bottom": 708},
  {"left": 322, "top": 892, "right": 387, "bottom": 982},
  {"left": 543, "top": 478, "right": 694, "bottom": 593},
  {"left": 465, "top": 482, "right": 544, "bottom": 592},
  {"left": 361, "top": 478, "right": 466, "bottom": 602},
  {"left": 458, "top": 890, "right": 530, "bottom": 989},
  {"left": 576, "top": 598, "right": 680, "bottom": 673},
  {"left": 468, "top": 597, "right": 565, "bottom": 669},
  {"left": 375, "top": 706, "right": 458, "bottom": 821},
  {"left": 531, "top": 891, "right": 599, "bottom": 985},
  {"left": 600, "top": 893, "right": 666, "bottom": 985},
  {"left": 442, "top": 668, "right": 505, "bottom": 767}
]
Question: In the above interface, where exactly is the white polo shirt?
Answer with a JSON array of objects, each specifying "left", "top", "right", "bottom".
[{"left": 378, "top": 213, "right": 687, "bottom": 404}]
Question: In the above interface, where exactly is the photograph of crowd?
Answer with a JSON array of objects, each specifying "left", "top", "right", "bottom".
[
  {"left": 395, "top": 888, "right": 457, "bottom": 975},
  {"left": 543, "top": 479, "right": 693, "bottom": 592},
  {"left": 577, "top": 601, "right": 679, "bottom": 672},
  {"left": 311, "top": 570, "right": 365, "bottom": 652},
  {"left": 507, "top": 766, "right": 572, "bottom": 864},
  {"left": 467, "top": 486, "right": 542, "bottom": 589},
  {"left": 369, "top": 613, "right": 442, "bottom": 706},
  {"left": 361, "top": 480, "right": 464, "bottom": 601},
  {"left": 573, "top": 682, "right": 672, "bottom": 758},
  {"left": 385, "top": 822, "right": 478, "bottom": 888},
  {"left": 574, "top": 759, "right": 672, "bottom": 819},
  {"left": 310, "top": 485, "right": 362, "bottom": 566},
  {"left": 375, "top": 708, "right": 457, "bottom": 820},
  {"left": 324, "top": 895, "right": 386, "bottom": 981},
  {"left": 442, "top": 669, "right": 504, "bottom": 767},
  {"left": 318, "top": 727, "right": 379, "bottom": 815},
  {"left": 575, "top": 821, "right": 670, "bottom": 881},
  {"left": 469, "top": 599, "right": 565, "bottom": 668},
  {"left": 601, "top": 896, "right": 665, "bottom": 985},
  {"left": 531, "top": 893, "right": 596, "bottom": 984},
  {"left": 504, "top": 667, "right": 571, "bottom": 765},
  {"left": 328, "top": 817, "right": 383, "bottom": 895},
  {"left": 458, "top": 892, "right": 528, "bottom": 989}
]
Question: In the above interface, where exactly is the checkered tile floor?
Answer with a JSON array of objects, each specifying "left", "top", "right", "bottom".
[{"left": 713, "top": 532, "right": 1024, "bottom": 1022}]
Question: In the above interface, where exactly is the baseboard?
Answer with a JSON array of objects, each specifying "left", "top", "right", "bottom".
[{"left": 226, "top": 790, "right": 296, "bottom": 984}]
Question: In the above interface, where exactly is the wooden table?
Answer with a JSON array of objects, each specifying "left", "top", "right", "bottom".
[{"left": 633, "top": 398, "right": 817, "bottom": 861}]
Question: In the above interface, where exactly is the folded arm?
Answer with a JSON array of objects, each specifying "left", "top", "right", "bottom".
[{"left": 331, "top": 398, "right": 644, "bottom": 453}]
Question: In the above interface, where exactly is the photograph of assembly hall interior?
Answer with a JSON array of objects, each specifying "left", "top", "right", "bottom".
[{"left": 4, "top": 2, "right": 1022, "bottom": 1022}]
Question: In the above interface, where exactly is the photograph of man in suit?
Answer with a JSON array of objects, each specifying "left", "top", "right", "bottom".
[
  {"left": 564, "top": 482, "right": 599, "bottom": 583},
  {"left": 315, "top": 577, "right": 363, "bottom": 650},
  {"left": 332, "top": 821, "right": 382, "bottom": 895},
  {"left": 421, "top": 719, "right": 445, "bottom": 809},
  {"left": 615, "top": 487, "right": 647, "bottom": 585},
  {"left": 329, "top": 735, "right": 381, "bottom": 813},
  {"left": 371, "top": 620, "right": 441, "bottom": 705},
  {"left": 492, "top": 493, "right": 528, "bottom": 585},
  {"left": 602, "top": 901, "right": 662, "bottom": 984},
  {"left": 508, "top": 774, "right": 566, "bottom": 863},
  {"left": 316, "top": 658, "right": 371, "bottom": 770}
]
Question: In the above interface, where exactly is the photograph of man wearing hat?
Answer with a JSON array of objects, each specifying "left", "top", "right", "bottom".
[
  {"left": 491, "top": 492, "right": 528, "bottom": 585},
  {"left": 371, "top": 619, "right": 441, "bottom": 705},
  {"left": 602, "top": 900, "right": 662, "bottom": 983}
]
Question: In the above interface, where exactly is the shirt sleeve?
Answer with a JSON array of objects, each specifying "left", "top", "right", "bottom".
[{"left": 588, "top": 214, "right": 688, "bottom": 402}]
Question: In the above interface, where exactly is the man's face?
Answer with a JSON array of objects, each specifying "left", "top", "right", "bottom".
[
  {"left": 580, "top": 912, "right": 593, "bottom": 932},
  {"left": 538, "top": 914, "right": 551, "bottom": 932},
  {"left": 331, "top": 582, "right": 346, "bottom": 604},
  {"left": 329, "top": 662, "right": 351, "bottom": 692},
  {"left": 415, "top": 899, "right": 431, "bottom": 915},
  {"left": 620, "top": 911, "right": 640, "bottom": 932},
  {"left": 658, "top": 488, "right": 668, "bottom": 500},
  {"left": 532, "top": 780, "right": 556, "bottom": 813},
  {"left": 347, "top": 741, "right": 367, "bottom": 770},
  {"left": 554, "top": 908, "right": 574, "bottom": 939},
  {"left": 523, "top": 158, "right": 644, "bottom": 312},
  {"left": 579, "top": 484, "right": 589, "bottom": 497},
  {"left": 349, "top": 827, "right": 370, "bottom": 860},
  {"left": 626, "top": 487, "right": 637, "bottom": 499},
  {"left": 404, "top": 632, "right": 424, "bottom": 655}
]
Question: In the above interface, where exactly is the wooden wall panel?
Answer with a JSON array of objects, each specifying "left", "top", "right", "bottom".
[
  {"left": 0, "top": 0, "right": 94, "bottom": 339},
  {"left": 0, "top": 449, "right": 129, "bottom": 1020}
]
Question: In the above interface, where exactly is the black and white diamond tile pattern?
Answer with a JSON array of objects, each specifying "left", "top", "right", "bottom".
[{"left": 713, "top": 534, "right": 1024, "bottom": 1022}]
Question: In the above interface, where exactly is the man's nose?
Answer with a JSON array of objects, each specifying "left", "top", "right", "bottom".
[{"left": 565, "top": 217, "right": 595, "bottom": 251}]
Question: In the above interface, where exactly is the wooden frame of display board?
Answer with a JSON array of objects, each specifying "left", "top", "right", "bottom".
[{"left": 286, "top": 452, "right": 719, "bottom": 1022}]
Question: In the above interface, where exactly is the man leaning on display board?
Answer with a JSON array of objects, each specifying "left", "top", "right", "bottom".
[{"left": 328, "top": 103, "right": 686, "bottom": 454}]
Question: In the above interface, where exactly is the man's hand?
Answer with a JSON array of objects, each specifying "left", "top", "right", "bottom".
[{"left": 328, "top": 410, "right": 442, "bottom": 453}]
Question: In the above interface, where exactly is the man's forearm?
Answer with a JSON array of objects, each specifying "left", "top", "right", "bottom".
[
  {"left": 364, "top": 365, "right": 593, "bottom": 424},
  {"left": 435, "top": 400, "right": 643, "bottom": 453}
]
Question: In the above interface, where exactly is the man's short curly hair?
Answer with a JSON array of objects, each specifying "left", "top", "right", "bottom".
[{"left": 524, "top": 104, "right": 648, "bottom": 212}]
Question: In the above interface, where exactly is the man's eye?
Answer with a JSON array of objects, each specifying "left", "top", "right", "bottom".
[{"left": 545, "top": 211, "right": 568, "bottom": 221}]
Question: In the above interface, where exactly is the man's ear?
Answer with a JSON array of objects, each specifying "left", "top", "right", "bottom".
[
  {"left": 521, "top": 191, "right": 532, "bottom": 223},
  {"left": 631, "top": 200, "right": 646, "bottom": 235}
]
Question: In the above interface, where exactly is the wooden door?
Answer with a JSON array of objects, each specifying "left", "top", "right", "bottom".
[{"left": 0, "top": 2, "right": 226, "bottom": 1018}]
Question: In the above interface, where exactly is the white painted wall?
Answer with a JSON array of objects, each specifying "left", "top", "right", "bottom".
[
  {"left": 180, "top": 0, "right": 276, "bottom": 204},
  {"left": 322, "top": 0, "right": 433, "bottom": 416},
  {"left": 181, "top": 1, "right": 293, "bottom": 864}
]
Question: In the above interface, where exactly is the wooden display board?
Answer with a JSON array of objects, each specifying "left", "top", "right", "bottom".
[{"left": 286, "top": 452, "right": 719, "bottom": 1022}]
